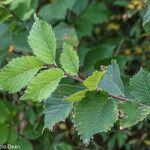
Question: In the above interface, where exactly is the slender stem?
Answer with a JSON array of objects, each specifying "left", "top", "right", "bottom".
[
  {"left": 42, "top": 64, "right": 128, "bottom": 102},
  {"left": 109, "top": 93, "right": 128, "bottom": 101},
  {"left": 64, "top": 73, "right": 84, "bottom": 82},
  {"left": 71, "top": 75, "right": 128, "bottom": 102},
  {"left": 74, "top": 75, "right": 84, "bottom": 82},
  {"left": 43, "top": 64, "right": 57, "bottom": 69}
]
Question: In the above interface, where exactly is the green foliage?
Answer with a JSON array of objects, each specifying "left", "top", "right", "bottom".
[
  {"left": 0, "top": 124, "right": 9, "bottom": 144},
  {"left": 76, "top": 2, "right": 110, "bottom": 36},
  {"left": 44, "top": 85, "right": 82, "bottom": 129},
  {"left": 54, "top": 143, "right": 73, "bottom": 150},
  {"left": 12, "top": 31, "right": 31, "bottom": 52},
  {"left": 7, "top": 127, "right": 18, "bottom": 144},
  {"left": 1, "top": 0, "right": 38, "bottom": 20},
  {"left": 0, "top": 56, "right": 43, "bottom": 93},
  {"left": 80, "top": 2, "right": 110, "bottom": 24},
  {"left": 99, "top": 60, "right": 125, "bottom": 96},
  {"left": 119, "top": 101, "right": 150, "bottom": 129},
  {"left": 130, "top": 68, "right": 150, "bottom": 105},
  {"left": 1, "top": 11, "right": 150, "bottom": 146},
  {"left": 60, "top": 43, "right": 79, "bottom": 75},
  {"left": 74, "top": 91, "right": 118, "bottom": 145},
  {"left": 83, "top": 70, "right": 105, "bottom": 91},
  {"left": 21, "top": 68, "right": 64, "bottom": 102},
  {"left": 0, "top": 7, "right": 11, "bottom": 23},
  {"left": 66, "top": 70, "right": 105, "bottom": 102},
  {"left": 1, "top": 0, "right": 150, "bottom": 149},
  {"left": 16, "top": 139, "right": 33, "bottom": 150},
  {"left": 0, "top": 101, "right": 10, "bottom": 124},
  {"left": 84, "top": 44, "right": 114, "bottom": 70},
  {"left": 39, "top": 0, "right": 77, "bottom": 22},
  {"left": 65, "top": 90, "right": 87, "bottom": 102},
  {"left": 72, "top": 0, "right": 89, "bottom": 16},
  {"left": 54, "top": 22, "right": 78, "bottom": 47},
  {"left": 143, "top": 0, "right": 150, "bottom": 26},
  {"left": 23, "top": 127, "right": 41, "bottom": 140},
  {"left": 28, "top": 15, "right": 56, "bottom": 64}
]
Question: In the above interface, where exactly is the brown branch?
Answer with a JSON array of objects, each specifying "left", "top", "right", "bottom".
[
  {"left": 18, "top": 112, "right": 26, "bottom": 135},
  {"left": 74, "top": 75, "right": 84, "bottom": 82},
  {"left": 109, "top": 93, "right": 128, "bottom": 101},
  {"left": 65, "top": 72, "right": 84, "bottom": 82},
  {"left": 66, "top": 73, "right": 128, "bottom": 102},
  {"left": 42, "top": 64, "right": 128, "bottom": 102}
]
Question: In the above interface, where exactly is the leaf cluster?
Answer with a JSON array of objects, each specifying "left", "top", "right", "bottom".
[{"left": 0, "top": 15, "right": 150, "bottom": 145}]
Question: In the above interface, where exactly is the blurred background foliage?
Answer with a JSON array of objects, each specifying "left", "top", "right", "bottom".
[{"left": 0, "top": 0, "right": 150, "bottom": 149}]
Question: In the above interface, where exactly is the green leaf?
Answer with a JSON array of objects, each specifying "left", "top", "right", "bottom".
[
  {"left": 74, "top": 91, "right": 118, "bottom": 145},
  {"left": 24, "top": 126, "right": 41, "bottom": 140},
  {"left": 119, "top": 101, "right": 150, "bottom": 129},
  {"left": 0, "top": 7, "right": 11, "bottom": 23},
  {"left": 99, "top": 60, "right": 125, "bottom": 96},
  {"left": 75, "top": 2, "right": 110, "bottom": 37},
  {"left": 1, "top": 0, "right": 18, "bottom": 5},
  {"left": 143, "top": 0, "right": 150, "bottom": 26},
  {"left": 21, "top": 68, "right": 64, "bottom": 102},
  {"left": 72, "top": 0, "right": 89, "bottom": 16},
  {"left": 0, "top": 124, "right": 9, "bottom": 144},
  {"left": 2, "top": 0, "right": 38, "bottom": 20},
  {"left": 0, "top": 101, "right": 10, "bottom": 124},
  {"left": 55, "top": 143, "right": 73, "bottom": 150},
  {"left": 81, "top": 3, "right": 110, "bottom": 24},
  {"left": 129, "top": 68, "right": 150, "bottom": 105},
  {"left": 26, "top": 108, "right": 37, "bottom": 125},
  {"left": 7, "top": 127, "right": 18, "bottom": 144},
  {"left": 115, "top": 131, "right": 127, "bottom": 148},
  {"left": 84, "top": 44, "right": 115, "bottom": 69},
  {"left": 54, "top": 22, "right": 79, "bottom": 47},
  {"left": 38, "top": 0, "right": 77, "bottom": 22},
  {"left": 76, "top": 19, "right": 93, "bottom": 37},
  {"left": 14, "top": 0, "right": 38, "bottom": 21},
  {"left": 12, "top": 31, "right": 31, "bottom": 52},
  {"left": 28, "top": 15, "right": 56, "bottom": 64},
  {"left": 83, "top": 70, "right": 105, "bottom": 91},
  {"left": 60, "top": 43, "right": 79, "bottom": 75},
  {"left": 113, "top": 0, "right": 129, "bottom": 6},
  {"left": 0, "top": 56, "right": 43, "bottom": 93},
  {"left": 44, "top": 84, "right": 83, "bottom": 129},
  {"left": 16, "top": 139, "right": 33, "bottom": 150},
  {"left": 65, "top": 90, "right": 87, "bottom": 102}
]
